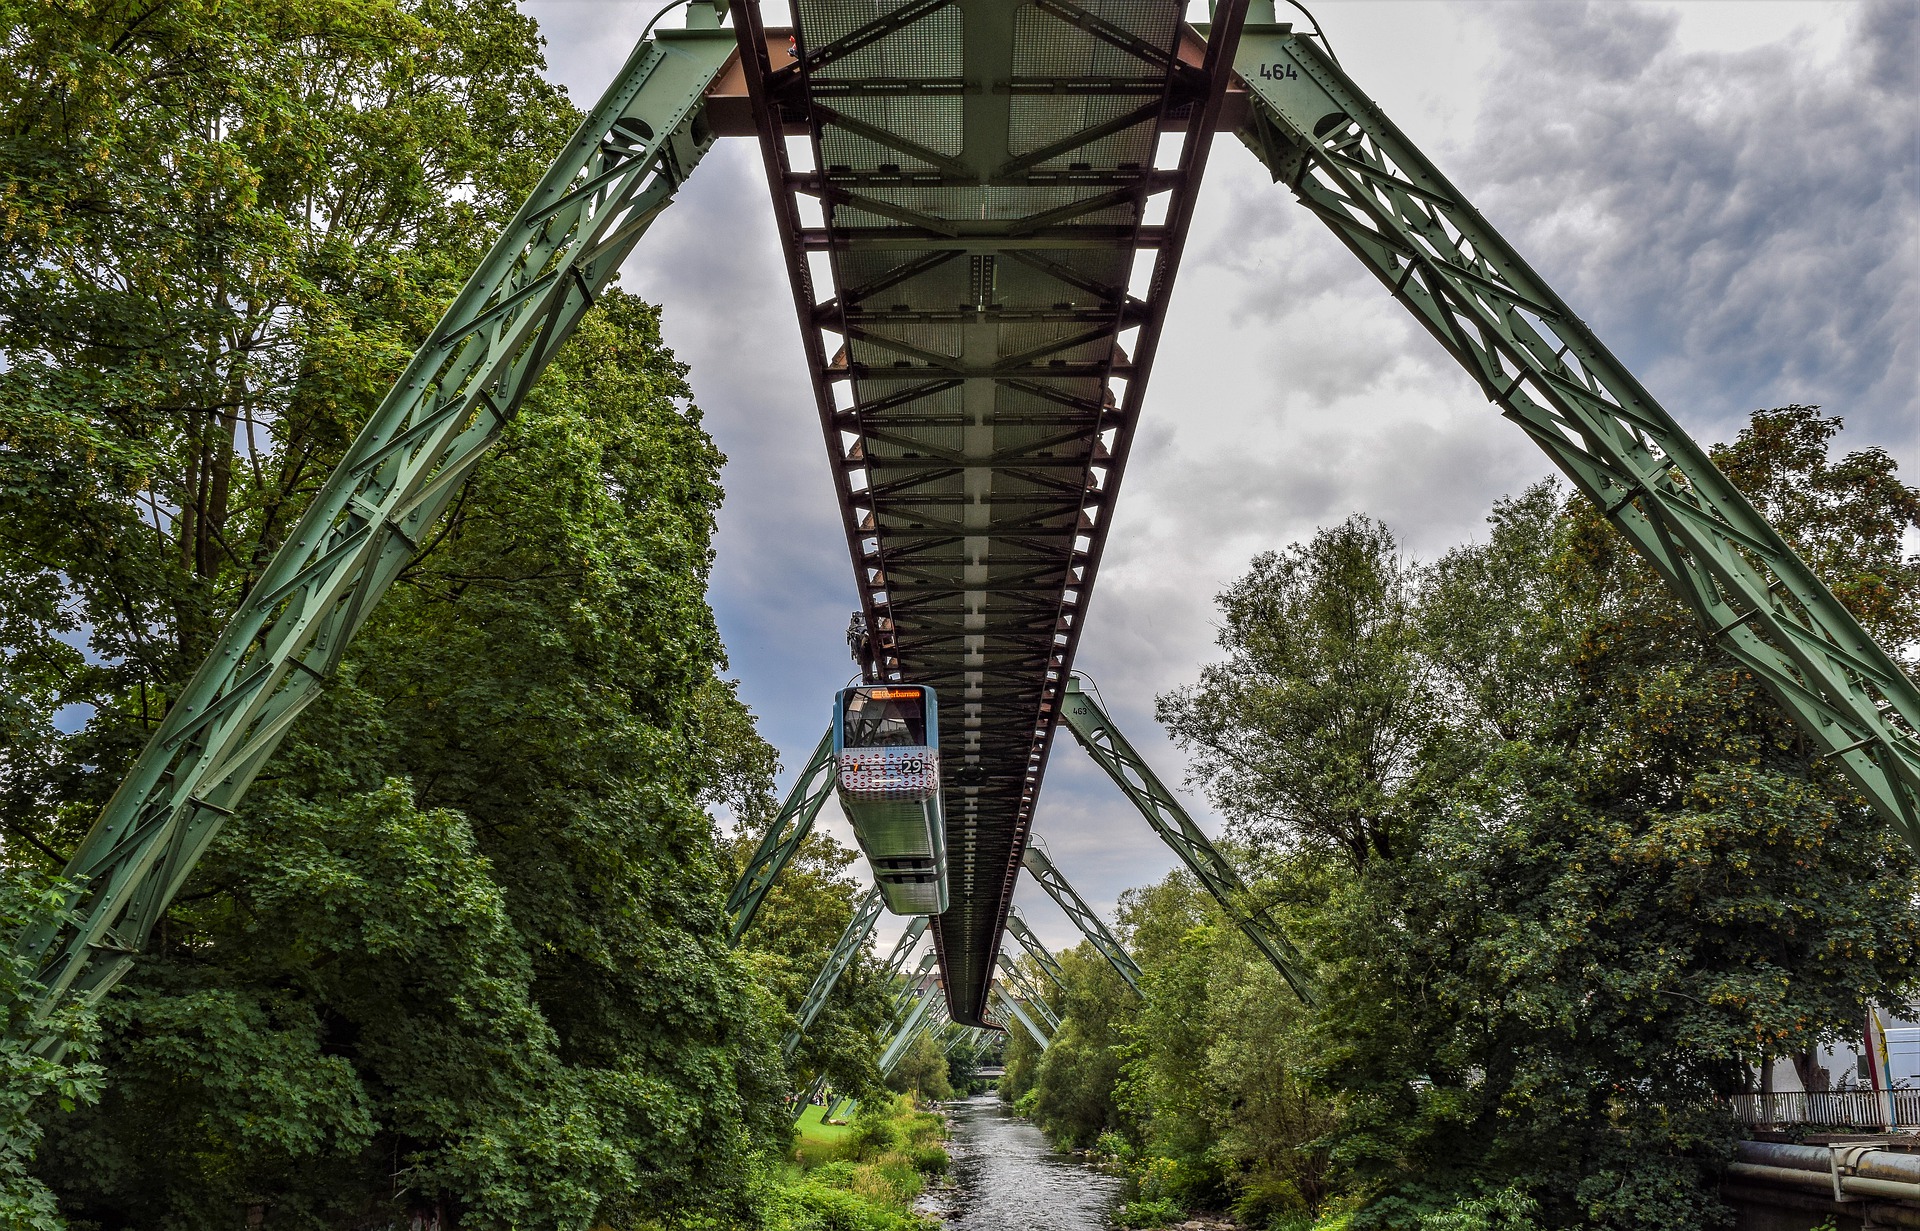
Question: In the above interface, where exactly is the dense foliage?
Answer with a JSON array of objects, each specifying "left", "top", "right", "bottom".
[
  {"left": 0, "top": 2, "right": 888, "bottom": 1226},
  {"left": 1003, "top": 407, "right": 1920, "bottom": 1229},
  {"left": 771, "top": 1097, "right": 949, "bottom": 1231}
]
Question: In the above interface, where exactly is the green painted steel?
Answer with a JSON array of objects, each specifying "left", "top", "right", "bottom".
[
  {"left": 17, "top": 18, "right": 739, "bottom": 1031},
  {"left": 1230, "top": 26, "right": 1920, "bottom": 852},
  {"left": 726, "top": 728, "right": 838, "bottom": 944},
  {"left": 879, "top": 983, "right": 940, "bottom": 1074},
  {"left": 1006, "top": 907, "right": 1066, "bottom": 993},
  {"left": 995, "top": 953, "right": 1059, "bottom": 1031},
  {"left": 884, "top": 950, "right": 941, "bottom": 1038},
  {"left": 991, "top": 985, "right": 1051, "bottom": 1051},
  {"left": 878, "top": 915, "right": 931, "bottom": 982},
  {"left": 791, "top": 1074, "right": 832, "bottom": 1126},
  {"left": 783, "top": 885, "right": 885, "bottom": 1058},
  {"left": 1058, "top": 678, "right": 1315, "bottom": 1003},
  {"left": 1019, "top": 843, "right": 1142, "bottom": 995}
]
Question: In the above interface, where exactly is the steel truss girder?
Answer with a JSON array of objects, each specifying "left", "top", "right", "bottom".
[
  {"left": 887, "top": 952, "right": 940, "bottom": 1031},
  {"left": 990, "top": 984, "right": 1052, "bottom": 1050},
  {"left": 879, "top": 981, "right": 944, "bottom": 1075},
  {"left": 879, "top": 915, "right": 931, "bottom": 983},
  {"left": 1057, "top": 679, "right": 1315, "bottom": 1002},
  {"left": 726, "top": 728, "right": 837, "bottom": 944},
  {"left": 1233, "top": 27, "right": 1920, "bottom": 851},
  {"left": 1019, "top": 845, "right": 1142, "bottom": 995},
  {"left": 18, "top": 25, "right": 739, "bottom": 1030},
  {"left": 995, "top": 953, "right": 1060, "bottom": 1030},
  {"left": 736, "top": 0, "right": 1252, "bottom": 1025},
  {"left": 1006, "top": 908, "right": 1066, "bottom": 994},
  {"left": 784, "top": 885, "right": 885, "bottom": 1058}
]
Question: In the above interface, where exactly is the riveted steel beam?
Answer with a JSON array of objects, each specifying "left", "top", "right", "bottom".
[
  {"left": 784, "top": 885, "right": 885, "bottom": 1058},
  {"left": 996, "top": 953, "right": 1060, "bottom": 1031},
  {"left": 16, "top": 20, "right": 739, "bottom": 1037},
  {"left": 1058, "top": 679, "right": 1315, "bottom": 1003},
  {"left": 727, "top": 727, "right": 836, "bottom": 944},
  {"left": 1020, "top": 844, "right": 1142, "bottom": 995},
  {"left": 741, "top": 0, "right": 1250, "bottom": 1024},
  {"left": 990, "top": 984, "right": 1051, "bottom": 1050},
  {"left": 1233, "top": 27, "right": 1920, "bottom": 853},
  {"left": 1006, "top": 908, "right": 1066, "bottom": 994}
]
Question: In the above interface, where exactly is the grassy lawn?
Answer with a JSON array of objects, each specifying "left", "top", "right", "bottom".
[{"left": 792, "top": 1102, "right": 855, "bottom": 1167}]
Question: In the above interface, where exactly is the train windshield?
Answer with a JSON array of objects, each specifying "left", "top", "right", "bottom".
[{"left": 842, "top": 687, "right": 928, "bottom": 748}]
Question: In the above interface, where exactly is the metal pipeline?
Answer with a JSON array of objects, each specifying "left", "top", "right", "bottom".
[{"left": 1730, "top": 1140, "right": 1920, "bottom": 1203}]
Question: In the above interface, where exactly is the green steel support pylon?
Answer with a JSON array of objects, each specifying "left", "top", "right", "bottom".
[
  {"left": 990, "top": 985, "right": 1051, "bottom": 1052},
  {"left": 1006, "top": 908, "right": 1066, "bottom": 994},
  {"left": 996, "top": 954, "right": 1060, "bottom": 1032},
  {"left": 878, "top": 917, "right": 930, "bottom": 984},
  {"left": 1019, "top": 845, "right": 1143, "bottom": 996},
  {"left": 15, "top": 12, "right": 739, "bottom": 1032},
  {"left": 727, "top": 728, "right": 837, "bottom": 944},
  {"left": 783, "top": 886, "right": 884, "bottom": 1059},
  {"left": 883, "top": 950, "right": 939, "bottom": 1036},
  {"left": 1229, "top": 24, "right": 1920, "bottom": 853},
  {"left": 879, "top": 984, "right": 938, "bottom": 1075},
  {"left": 1058, "top": 679, "right": 1315, "bottom": 1004},
  {"left": 790, "top": 1074, "right": 831, "bottom": 1126}
]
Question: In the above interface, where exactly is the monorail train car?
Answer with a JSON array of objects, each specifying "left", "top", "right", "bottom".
[{"left": 833, "top": 684, "right": 949, "bottom": 916}]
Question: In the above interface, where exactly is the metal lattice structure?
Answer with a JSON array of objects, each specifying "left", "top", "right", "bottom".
[
  {"left": 784, "top": 886, "right": 885, "bottom": 1057},
  {"left": 1006, "top": 907, "right": 1066, "bottom": 993},
  {"left": 1059, "top": 678, "right": 1315, "bottom": 1002},
  {"left": 726, "top": 727, "right": 838, "bottom": 943},
  {"left": 19, "top": 20, "right": 741, "bottom": 1030},
  {"left": 1231, "top": 25, "right": 1920, "bottom": 850},
  {"left": 990, "top": 984, "right": 1052, "bottom": 1049},
  {"left": 996, "top": 952, "right": 1060, "bottom": 1030},
  {"left": 728, "top": 0, "right": 1250, "bottom": 1023},
  {"left": 1020, "top": 844, "right": 1142, "bottom": 995}
]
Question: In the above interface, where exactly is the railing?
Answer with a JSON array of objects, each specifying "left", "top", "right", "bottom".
[{"left": 1729, "top": 1090, "right": 1920, "bottom": 1128}]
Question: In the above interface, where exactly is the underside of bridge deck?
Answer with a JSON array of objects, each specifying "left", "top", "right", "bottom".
[{"left": 729, "top": 0, "right": 1244, "bottom": 1022}]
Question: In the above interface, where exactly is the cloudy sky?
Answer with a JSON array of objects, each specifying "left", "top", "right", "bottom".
[{"left": 517, "top": 0, "right": 1919, "bottom": 957}]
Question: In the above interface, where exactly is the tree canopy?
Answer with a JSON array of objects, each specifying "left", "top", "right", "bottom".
[{"left": 1005, "top": 405, "right": 1920, "bottom": 1229}]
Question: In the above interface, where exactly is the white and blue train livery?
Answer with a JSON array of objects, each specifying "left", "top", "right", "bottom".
[{"left": 833, "top": 684, "right": 949, "bottom": 916}]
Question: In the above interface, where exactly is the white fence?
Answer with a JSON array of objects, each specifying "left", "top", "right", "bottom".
[{"left": 1729, "top": 1090, "right": 1920, "bottom": 1128}]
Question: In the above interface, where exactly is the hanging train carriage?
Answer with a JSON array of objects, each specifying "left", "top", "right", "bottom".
[{"left": 833, "top": 685, "right": 949, "bottom": 916}]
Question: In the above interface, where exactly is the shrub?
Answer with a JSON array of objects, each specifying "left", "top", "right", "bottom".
[
  {"left": 1233, "top": 1173, "right": 1308, "bottom": 1227},
  {"left": 848, "top": 1114, "right": 897, "bottom": 1160},
  {"left": 1114, "top": 1197, "right": 1184, "bottom": 1227}
]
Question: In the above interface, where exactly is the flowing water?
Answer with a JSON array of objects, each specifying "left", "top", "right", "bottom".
[{"left": 928, "top": 1093, "right": 1125, "bottom": 1230}]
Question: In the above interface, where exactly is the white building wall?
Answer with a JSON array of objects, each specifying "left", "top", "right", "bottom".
[{"left": 1762, "top": 1017, "right": 1920, "bottom": 1092}]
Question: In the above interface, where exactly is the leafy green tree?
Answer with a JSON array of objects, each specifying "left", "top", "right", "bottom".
[
  {"left": 0, "top": 0, "right": 574, "bottom": 856},
  {"left": 1, "top": 2, "right": 817, "bottom": 1224},
  {"left": 728, "top": 826, "right": 894, "bottom": 1109},
  {"left": 0, "top": 877, "right": 99, "bottom": 1231},
  {"left": 1159, "top": 516, "right": 1432, "bottom": 868},
  {"left": 1089, "top": 405, "right": 1920, "bottom": 1228},
  {"left": 885, "top": 1030, "right": 952, "bottom": 1101},
  {"left": 27, "top": 290, "right": 787, "bottom": 1227},
  {"left": 1271, "top": 410, "right": 1920, "bottom": 1227},
  {"left": 1028, "top": 945, "right": 1137, "bottom": 1148}
]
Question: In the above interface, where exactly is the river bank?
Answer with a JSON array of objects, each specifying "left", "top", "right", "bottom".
[{"left": 764, "top": 1096, "right": 951, "bottom": 1231}]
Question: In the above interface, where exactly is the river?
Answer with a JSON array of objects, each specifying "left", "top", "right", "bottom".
[{"left": 928, "top": 1093, "right": 1125, "bottom": 1230}]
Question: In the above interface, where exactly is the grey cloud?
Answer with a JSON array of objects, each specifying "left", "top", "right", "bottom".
[{"left": 1460, "top": 0, "right": 1918, "bottom": 446}]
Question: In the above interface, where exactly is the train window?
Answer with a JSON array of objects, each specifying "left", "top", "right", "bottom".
[{"left": 842, "top": 686, "right": 927, "bottom": 748}]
